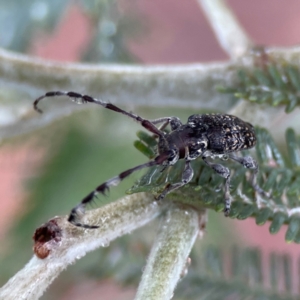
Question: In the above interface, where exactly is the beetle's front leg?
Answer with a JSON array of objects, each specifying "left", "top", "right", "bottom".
[{"left": 156, "top": 160, "right": 194, "bottom": 200}]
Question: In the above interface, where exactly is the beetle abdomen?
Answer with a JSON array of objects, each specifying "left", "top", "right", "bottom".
[{"left": 188, "top": 113, "right": 256, "bottom": 154}]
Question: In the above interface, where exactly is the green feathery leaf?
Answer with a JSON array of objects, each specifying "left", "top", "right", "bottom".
[
  {"left": 217, "top": 59, "right": 300, "bottom": 113},
  {"left": 130, "top": 127, "right": 300, "bottom": 243},
  {"left": 175, "top": 246, "right": 298, "bottom": 300}
]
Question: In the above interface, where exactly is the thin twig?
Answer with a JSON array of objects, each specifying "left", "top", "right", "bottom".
[{"left": 198, "top": 0, "right": 253, "bottom": 58}]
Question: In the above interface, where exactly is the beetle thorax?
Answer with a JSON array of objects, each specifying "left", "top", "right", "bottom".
[{"left": 158, "top": 125, "right": 208, "bottom": 164}]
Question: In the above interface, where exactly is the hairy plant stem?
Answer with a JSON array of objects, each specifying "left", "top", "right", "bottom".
[
  {"left": 135, "top": 205, "right": 203, "bottom": 300},
  {"left": 0, "top": 193, "right": 163, "bottom": 300},
  {"left": 1, "top": 44, "right": 300, "bottom": 142},
  {"left": 0, "top": 47, "right": 235, "bottom": 109}
]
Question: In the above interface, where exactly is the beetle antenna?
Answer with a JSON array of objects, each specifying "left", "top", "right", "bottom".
[{"left": 34, "top": 91, "right": 165, "bottom": 138}]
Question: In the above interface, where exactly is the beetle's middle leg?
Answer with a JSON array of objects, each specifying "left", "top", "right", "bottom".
[{"left": 202, "top": 157, "right": 231, "bottom": 216}]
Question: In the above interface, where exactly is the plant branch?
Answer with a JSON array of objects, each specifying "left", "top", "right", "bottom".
[
  {"left": 0, "top": 193, "right": 163, "bottom": 300},
  {"left": 198, "top": 0, "right": 253, "bottom": 58},
  {"left": 2, "top": 45, "right": 300, "bottom": 142},
  {"left": 0, "top": 46, "right": 237, "bottom": 142},
  {"left": 135, "top": 205, "right": 203, "bottom": 300},
  {"left": 0, "top": 47, "right": 234, "bottom": 109},
  {"left": 268, "top": 45, "right": 300, "bottom": 61}
]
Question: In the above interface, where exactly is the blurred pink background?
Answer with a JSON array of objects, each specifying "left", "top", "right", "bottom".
[{"left": 2, "top": 0, "right": 300, "bottom": 298}]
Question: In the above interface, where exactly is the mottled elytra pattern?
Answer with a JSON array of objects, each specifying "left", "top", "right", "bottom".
[
  {"left": 34, "top": 91, "right": 264, "bottom": 228},
  {"left": 187, "top": 114, "right": 256, "bottom": 153}
]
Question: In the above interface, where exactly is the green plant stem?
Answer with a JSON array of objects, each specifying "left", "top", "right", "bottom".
[
  {"left": 2, "top": 45, "right": 300, "bottom": 142},
  {"left": 0, "top": 46, "right": 237, "bottom": 142},
  {"left": 0, "top": 193, "right": 163, "bottom": 300},
  {"left": 135, "top": 205, "right": 203, "bottom": 300},
  {"left": 0, "top": 47, "right": 234, "bottom": 110},
  {"left": 198, "top": 0, "right": 253, "bottom": 58}
]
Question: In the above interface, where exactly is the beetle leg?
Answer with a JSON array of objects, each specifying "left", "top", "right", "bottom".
[
  {"left": 149, "top": 116, "right": 183, "bottom": 131},
  {"left": 228, "top": 154, "right": 269, "bottom": 198},
  {"left": 156, "top": 160, "right": 194, "bottom": 200},
  {"left": 68, "top": 154, "right": 169, "bottom": 228},
  {"left": 202, "top": 157, "right": 231, "bottom": 216}
]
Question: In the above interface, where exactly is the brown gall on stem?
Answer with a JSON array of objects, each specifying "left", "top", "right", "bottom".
[{"left": 33, "top": 219, "right": 62, "bottom": 259}]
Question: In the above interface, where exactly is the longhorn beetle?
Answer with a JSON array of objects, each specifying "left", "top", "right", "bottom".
[{"left": 34, "top": 91, "right": 264, "bottom": 228}]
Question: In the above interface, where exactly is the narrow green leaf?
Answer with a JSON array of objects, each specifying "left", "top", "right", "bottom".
[
  {"left": 285, "top": 128, "right": 300, "bottom": 167},
  {"left": 285, "top": 94, "right": 298, "bottom": 113},
  {"left": 276, "top": 170, "right": 293, "bottom": 195},
  {"left": 269, "top": 212, "right": 286, "bottom": 234},
  {"left": 268, "top": 65, "right": 286, "bottom": 90},
  {"left": 136, "top": 130, "right": 157, "bottom": 148},
  {"left": 286, "top": 65, "right": 300, "bottom": 91},
  {"left": 255, "top": 208, "right": 272, "bottom": 225},
  {"left": 134, "top": 140, "right": 155, "bottom": 158},
  {"left": 285, "top": 216, "right": 300, "bottom": 243},
  {"left": 237, "top": 204, "right": 256, "bottom": 220},
  {"left": 254, "top": 68, "right": 272, "bottom": 86},
  {"left": 228, "top": 201, "right": 244, "bottom": 218},
  {"left": 272, "top": 91, "right": 286, "bottom": 106},
  {"left": 293, "top": 229, "right": 300, "bottom": 244},
  {"left": 238, "top": 69, "right": 256, "bottom": 86},
  {"left": 263, "top": 169, "right": 279, "bottom": 191}
]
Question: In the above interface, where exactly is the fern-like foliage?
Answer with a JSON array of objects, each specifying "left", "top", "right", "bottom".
[
  {"left": 218, "top": 58, "right": 300, "bottom": 113},
  {"left": 129, "top": 127, "right": 300, "bottom": 243},
  {"left": 85, "top": 237, "right": 300, "bottom": 300},
  {"left": 176, "top": 245, "right": 298, "bottom": 300}
]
